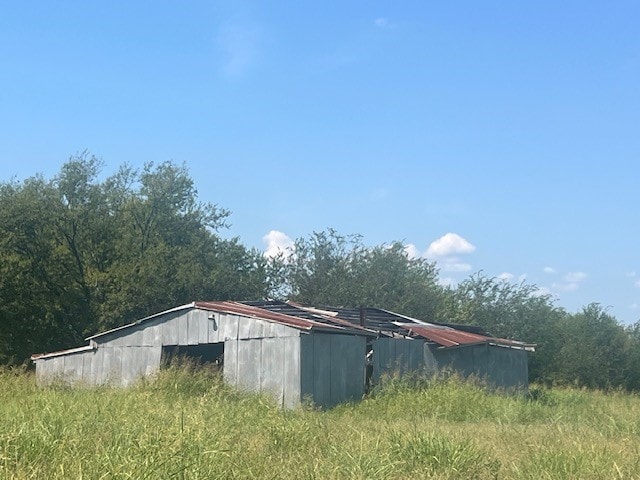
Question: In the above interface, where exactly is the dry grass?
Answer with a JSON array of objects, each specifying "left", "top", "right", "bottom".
[{"left": 1, "top": 366, "right": 639, "bottom": 479}]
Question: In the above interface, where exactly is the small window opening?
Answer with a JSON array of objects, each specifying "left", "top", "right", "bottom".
[{"left": 161, "top": 343, "right": 225, "bottom": 370}]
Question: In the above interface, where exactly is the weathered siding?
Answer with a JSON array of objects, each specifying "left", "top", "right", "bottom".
[
  {"left": 299, "top": 333, "right": 366, "bottom": 408},
  {"left": 371, "top": 337, "right": 425, "bottom": 382},
  {"left": 430, "top": 343, "right": 529, "bottom": 390},
  {"left": 223, "top": 334, "right": 301, "bottom": 408},
  {"left": 35, "top": 308, "right": 302, "bottom": 388}
]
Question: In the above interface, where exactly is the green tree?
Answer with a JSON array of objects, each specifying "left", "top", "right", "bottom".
[
  {"left": 552, "top": 304, "right": 629, "bottom": 389},
  {"left": 272, "top": 229, "right": 445, "bottom": 318},
  {"left": 0, "top": 155, "right": 269, "bottom": 364},
  {"left": 441, "top": 273, "right": 565, "bottom": 382}
]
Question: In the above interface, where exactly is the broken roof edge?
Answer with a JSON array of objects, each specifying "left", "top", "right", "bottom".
[
  {"left": 431, "top": 339, "right": 536, "bottom": 352},
  {"left": 281, "top": 301, "right": 383, "bottom": 336},
  {"left": 31, "top": 343, "right": 96, "bottom": 361},
  {"left": 403, "top": 323, "right": 536, "bottom": 351},
  {"left": 196, "top": 301, "right": 376, "bottom": 336}
]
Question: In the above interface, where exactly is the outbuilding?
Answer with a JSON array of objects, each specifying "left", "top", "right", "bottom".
[
  {"left": 32, "top": 300, "right": 535, "bottom": 407},
  {"left": 267, "top": 302, "right": 535, "bottom": 391},
  {"left": 32, "top": 301, "right": 373, "bottom": 408}
]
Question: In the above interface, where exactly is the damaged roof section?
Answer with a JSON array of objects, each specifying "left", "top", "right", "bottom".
[
  {"left": 246, "top": 300, "right": 535, "bottom": 351},
  {"left": 399, "top": 324, "right": 535, "bottom": 351}
]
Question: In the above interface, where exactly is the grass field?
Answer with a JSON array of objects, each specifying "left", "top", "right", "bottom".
[{"left": 1, "top": 365, "right": 639, "bottom": 479}]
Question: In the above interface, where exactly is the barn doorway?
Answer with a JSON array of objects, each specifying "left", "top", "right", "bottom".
[{"left": 161, "top": 343, "right": 225, "bottom": 370}]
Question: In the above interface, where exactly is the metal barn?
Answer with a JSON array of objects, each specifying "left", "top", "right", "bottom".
[
  {"left": 32, "top": 300, "right": 535, "bottom": 407},
  {"left": 273, "top": 303, "right": 535, "bottom": 391},
  {"left": 32, "top": 301, "right": 372, "bottom": 408}
]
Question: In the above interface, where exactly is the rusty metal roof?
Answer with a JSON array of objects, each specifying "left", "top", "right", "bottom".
[
  {"left": 195, "top": 301, "right": 373, "bottom": 336},
  {"left": 84, "top": 300, "right": 374, "bottom": 343},
  {"left": 241, "top": 300, "right": 380, "bottom": 336},
  {"left": 400, "top": 324, "right": 535, "bottom": 350},
  {"left": 279, "top": 302, "right": 534, "bottom": 351}
]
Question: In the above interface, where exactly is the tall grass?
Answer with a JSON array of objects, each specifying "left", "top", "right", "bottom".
[{"left": 1, "top": 365, "right": 639, "bottom": 479}]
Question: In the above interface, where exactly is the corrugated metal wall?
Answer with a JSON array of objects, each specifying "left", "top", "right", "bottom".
[
  {"left": 299, "top": 333, "right": 366, "bottom": 408},
  {"left": 35, "top": 308, "right": 301, "bottom": 390},
  {"left": 430, "top": 343, "right": 529, "bottom": 390},
  {"left": 224, "top": 335, "right": 301, "bottom": 408},
  {"left": 35, "top": 346, "right": 162, "bottom": 387},
  {"left": 371, "top": 337, "right": 425, "bottom": 382}
]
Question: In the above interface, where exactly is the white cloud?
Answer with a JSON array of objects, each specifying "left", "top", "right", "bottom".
[
  {"left": 426, "top": 233, "right": 476, "bottom": 258},
  {"left": 518, "top": 274, "right": 527, "bottom": 283},
  {"left": 564, "top": 272, "right": 587, "bottom": 283},
  {"left": 404, "top": 243, "right": 420, "bottom": 260},
  {"left": 543, "top": 266, "right": 557, "bottom": 274},
  {"left": 635, "top": 280, "right": 640, "bottom": 288},
  {"left": 534, "top": 286, "right": 552, "bottom": 297},
  {"left": 216, "top": 22, "right": 262, "bottom": 77},
  {"left": 440, "top": 260, "right": 472, "bottom": 273},
  {"left": 497, "top": 272, "right": 514, "bottom": 282},
  {"left": 545, "top": 271, "right": 587, "bottom": 293},
  {"left": 262, "top": 230, "right": 294, "bottom": 259},
  {"left": 438, "top": 277, "right": 457, "bottom": 287},
  {"left": 630, "top": 303, "right": 639, "bottom": 310},
  {"left": 554, "top": 282, "right": 580, "bottom": 292},
  {"left": 626, "top": 271, "right": 637, "bottom": 278}
]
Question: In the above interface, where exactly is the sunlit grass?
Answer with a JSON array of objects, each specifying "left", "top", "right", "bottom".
[{"left": 1, "top": 366, "right": 639, "bottom": 479}]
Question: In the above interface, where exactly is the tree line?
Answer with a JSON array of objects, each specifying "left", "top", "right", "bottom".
[{"left": 2, "top": 156, "right": 639, "bottom": 390}]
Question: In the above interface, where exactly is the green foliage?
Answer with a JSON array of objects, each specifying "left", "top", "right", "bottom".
[
  {"left": 551, "top": 303, "right": 630, "bottom": 389},
  {"left": 2, "top": 367, "right": 640, "bottom": 479},
  {"left": 0, "top": 155, "right": 269, "bottom": 363},
  {"left": 4, "top": 157, "right": 640, "bottom": 391},
  {"left": 273, "top": 229, "right": 446, "bottom": 319},
  {"left": 440, "top": 273, "right": 566, "bottom": 382}
]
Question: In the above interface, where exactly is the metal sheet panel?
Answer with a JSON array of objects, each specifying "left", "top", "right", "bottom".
[
  {"left": 220, "top": 314, "right": 239, "bottom": 341},
  {"left": 36, "top": 358, "right": 56, "bottom": 385},
  {"left": 263, "top": 322, "right": 297, "bottom": 338},
  {"left": 51, "top": 356, "right": 64, "bottom": 380},
  {"left": 249, "top": 318, "right": 266, "bottom": 339},
  {"left": 371, "top": 337, "right": 387, "bottom": 382},
  {"left": 283, "top": 336, "right": 301, "bottom": 408},
  {"left": 63, "top": 354, "right": 80, "bottom": 381},
  {"left": 342, "top": 336, "right": 365, "bottom": 402},
  {"left": 223, "top": 339, "right": 238, "bottom": 387},
  {"left": 101, "top": 328, "right": 142, "bottom": 348},
  {"left": 35, "top": 360, "right": 45, "bottom": 384},
  {"left": 162, "top": 313, "right": 180, "bottom": 345},
  {"left": 299, "top": 334, "right": 315, "bottom": 401},
  {"left": 424, "top": 344, "right": 438, "bottom": 373},
  {"left": 122, "top": 347, "right": 146, "bottom": 386},
  {"left": 312, "top": 334, "right": 331, "bottom": 407},
  {"left": 186, "top": 311, "right": 199, "bottom": 345},
  {"left": 236, "top": 339, "right": 261, "bottom": 392},
  {"left": 329, "top": 336, "right": 349, "bottom": 406},
  {"left": 237, "top": 317, "right": 253, "bottom": 340},
  {"left": 82, "top": 352, "right": 93, "bottom": 384},
  {"left": 100, "top": 347, "right": 123, "bottom": 385},
  {"left": 260, "top": 337, "right": 285, "bottom": 407},
  {"left": 99, "top": 347, "right": 114, "bottom": 384},
  {"left": 112, "top": 346, "right": 123, "bottom": 384},
  {"left": 177, "top": 312, "right": 189, "bottom": 345},
  {"left": 196, "top": 311, "right": 209, "bottom": 344},
  {"left": 142, "top": 320, "right": 163, "bottom": 346},
  {"left": 91, "top": 348, "right": 104, "bottom": 385},
  {"left": 147, "top": 346, "right": 162, "bottom": 376}
]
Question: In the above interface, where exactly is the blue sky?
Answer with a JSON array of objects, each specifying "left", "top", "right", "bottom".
[{"left": 1, "top": 1, "right": 639, "bottom": 323}]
